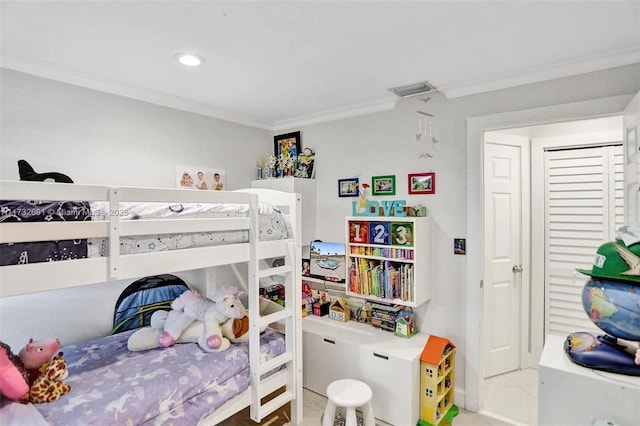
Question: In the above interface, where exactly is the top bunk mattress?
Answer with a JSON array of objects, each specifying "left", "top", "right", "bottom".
[{"left": 0, "top": 199, "right": 291, "bottom": 266}]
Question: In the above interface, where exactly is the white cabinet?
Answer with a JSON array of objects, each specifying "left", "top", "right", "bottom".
[
  {"left": 252, "top": 177, "right": 316, "bottom": 243},
  {"left": 345, "top": 216, "right": 430, "bottom": 307},
  {"left": 303, "top": 316, "right": 427, "bottom": 426},
  {"left": 356, "top": 340, "right": 423, "bottom": 426},
  {"left": 538, "top": 334, "right": 640, "bottom": 426},
  {"left": 302, "top": 328, "right": 355, "bottom": 395}
]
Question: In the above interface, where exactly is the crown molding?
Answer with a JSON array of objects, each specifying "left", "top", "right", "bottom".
[
  {"left": 0, "top": 52, "right": 273, "bottom": 130},
  {"left": 440, "top": 45, "right": 640, "bottom": 99},
  {"left": 4, "top": 46, "right": 636, "bottom": 132},
  {"left": 271, "top": 97, "right": 399, "bottom": 132}
]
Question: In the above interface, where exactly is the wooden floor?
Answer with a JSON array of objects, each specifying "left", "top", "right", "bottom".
[
  {"left": 223, "top": 388, "right": 291, "bottom": 426},
  {"left": 221, "top": 387, "right": 518, "bottom": 425}
]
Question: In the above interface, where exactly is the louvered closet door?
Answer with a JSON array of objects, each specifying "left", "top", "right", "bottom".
[{"left": 544, "top": 145, "right": 624, "bottom": 337}]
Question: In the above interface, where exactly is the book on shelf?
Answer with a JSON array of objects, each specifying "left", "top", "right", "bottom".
[
  {"left": 349, "top": 257, "right": 414, "bottom": 302},
  {"left": 370, "top": 302, "right": 400, "bottom": 331},
  {"left": 370, "top": 301, "right": 403, "bottom": 312}
]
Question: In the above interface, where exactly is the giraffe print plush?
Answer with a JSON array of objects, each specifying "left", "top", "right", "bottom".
[{"left": 29, "top": 352, "right": 71, "bottom": 403}]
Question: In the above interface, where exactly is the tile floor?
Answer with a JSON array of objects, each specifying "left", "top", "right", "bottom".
[
  {"left": 295, "top": 369, "right": 538, "bottom": 426},
  {"left": 482, "top": 368, "right": 538, "bottom": 426}
]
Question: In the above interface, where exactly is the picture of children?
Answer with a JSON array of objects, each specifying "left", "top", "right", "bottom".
[
  {"left": 180, "top": 172, "right": 193, "bottom": 188},
  {"left": 213, "top": 173, "right": 223, "bottom": 190},
  {"left": 196, "top": 171, "right": 208, "bottom": 190}
]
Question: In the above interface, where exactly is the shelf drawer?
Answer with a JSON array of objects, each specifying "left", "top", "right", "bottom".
[
  {"left": 355, "top": 347, "right": 421, "bottom": 426},
  {"left": 302, "top": 330, "right": 355, "bottom": 395}
]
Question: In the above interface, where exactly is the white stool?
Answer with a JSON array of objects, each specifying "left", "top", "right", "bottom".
[{"left": 322, "top": 379, "right": 375, "bottom": 426}]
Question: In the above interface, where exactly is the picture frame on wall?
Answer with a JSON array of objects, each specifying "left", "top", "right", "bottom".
[
  {"left": 274, "top": 131, "right": 301, "bottom": 161},
  {"left": 408, "top": 172, "right": 435, "bottom": 194},
  {"left": 338, "top": 177, "right": 359, "bottom": 197},
  {"left": 176, "top": 165, "right": 226, "bottom": 191},
  {"left": 371, "top": 175, "right": 396, "bottom": 196}
]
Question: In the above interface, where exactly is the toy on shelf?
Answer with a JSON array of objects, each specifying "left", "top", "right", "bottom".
[
  {"left": 419, "top": 335, "right": 458, "bottom": 426},
  {"left": 395, "top": 307, "right": 417, "bottom": 338},
  {"left": 313, "top": 301, "right": 330, "bottom": 317},
  {"left": 329, "top": 297, "right": 350, "bottom": 322},
  {"left": 351, "top": 299, "right": 372, "bottom": 324},
  {"left": 260, "top": 282, "right": 286, "bottom": 307}
]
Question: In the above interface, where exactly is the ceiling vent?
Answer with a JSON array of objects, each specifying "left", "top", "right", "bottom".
[{"left": 389, "top": 81, "right": 437, "bottom": 98}]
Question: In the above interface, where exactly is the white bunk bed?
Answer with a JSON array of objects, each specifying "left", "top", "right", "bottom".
[{"left": 0, "top": 180, "right": 303, "bottom": 425}]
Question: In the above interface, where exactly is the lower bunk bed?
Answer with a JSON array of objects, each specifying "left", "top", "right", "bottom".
[
  {"left": 0, "top": 181, "right": 303, "bottom": 425},
  {"left": 1, "top": 328, "right": 287, "bottom": 425}
]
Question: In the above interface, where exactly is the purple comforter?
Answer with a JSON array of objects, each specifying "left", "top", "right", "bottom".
[{"left": 30, "top": 329, "right": 285, "bottom": 425}]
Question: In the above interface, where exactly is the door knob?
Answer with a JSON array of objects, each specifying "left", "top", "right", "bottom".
[{"left": 512, "top": 265, "right": 523, "bottom": 273}]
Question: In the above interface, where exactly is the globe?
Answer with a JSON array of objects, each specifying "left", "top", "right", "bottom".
[{"left": 581, "top": 278, "right": 640, "bottom": 342}]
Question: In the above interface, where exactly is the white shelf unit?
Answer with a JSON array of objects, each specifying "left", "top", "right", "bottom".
[
  {"left": 252, "top": 177, "right": 316, "bottom": 244},
  {"left": 345, "top": 216, "right": 430, "bottom": 307},
  {"left": 302, "top": 315, "right": 428, "bottom": 426}
]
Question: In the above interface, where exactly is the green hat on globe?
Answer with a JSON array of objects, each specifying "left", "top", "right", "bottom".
[{"left": 577, "top": 241, "right": 640, "bottom": 284}]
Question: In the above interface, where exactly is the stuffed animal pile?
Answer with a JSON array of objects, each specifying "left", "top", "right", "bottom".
[
  {"left": 128, "top": 288, "right": 251, "bottom": 352},
  {"left": 0, "top": 337, "right": 70, "bottom": 404}
]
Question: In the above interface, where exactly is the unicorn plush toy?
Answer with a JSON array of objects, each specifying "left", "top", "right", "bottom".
[{"left": 155, "top": 288, "right": 246, "bottom": 353}]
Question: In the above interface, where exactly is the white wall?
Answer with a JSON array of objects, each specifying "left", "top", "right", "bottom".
[
  {"left": 286, "top": 63, "right": 639, "bottom": 406},
  {"left": 0, "top": 69, "right": 271, "bottom": 188},
  {"left": 1, "top": 63, "right": 639, "bottom": 404},
  {"left": 0, "top": 69, "right": 271, "bottom": 350}
]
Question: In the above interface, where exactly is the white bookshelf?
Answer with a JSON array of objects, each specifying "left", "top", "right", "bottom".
[{"left": 345, "top": 216, "right": 431, "bottom": 307}]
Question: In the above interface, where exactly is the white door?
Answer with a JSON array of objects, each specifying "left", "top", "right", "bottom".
[
  {"left": 483, "top": 135, "right": 529, "bottom": 378},
  {"left": 624, "top": 92, "right": 640, "bottom": 227},
  {"left": 544, "top": 146, "right": 624, "bottom": 337}
]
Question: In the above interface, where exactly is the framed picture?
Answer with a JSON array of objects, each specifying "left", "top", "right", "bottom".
[
  {"left": 338, "top": 177, "right": 359, "bottom": 197},
  {"left": 176, "top": 165, "right": 225, "bottom": 191},
  {"left": 371, "top": 175, "right": 395, "bottom": 196},
  {"left": 274, "top": 131, "right": 301, "bottom": 161},
  {"left": 408, "top": 172, "right": 435, "bottom": 194}
]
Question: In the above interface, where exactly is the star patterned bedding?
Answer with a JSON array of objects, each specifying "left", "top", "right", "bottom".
[
  {"left": 0, "top": 200, "right": 291, "bottom": 265},
  {"left": 0, "top": 329, "right": 286, "bottom": 425}
]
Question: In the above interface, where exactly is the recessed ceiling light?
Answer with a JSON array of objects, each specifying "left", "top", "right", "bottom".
[{"left": 174, "top": 52, "right": 205, "bottom": 67}]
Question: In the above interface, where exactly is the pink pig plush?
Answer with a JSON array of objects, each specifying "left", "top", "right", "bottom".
[{"left": 18, "top": 338, "right": 61, "bottom": 385}]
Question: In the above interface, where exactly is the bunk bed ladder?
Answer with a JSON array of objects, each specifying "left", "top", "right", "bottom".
[{"left": 249, "top": 238, "right": 300, "bottom": 423}]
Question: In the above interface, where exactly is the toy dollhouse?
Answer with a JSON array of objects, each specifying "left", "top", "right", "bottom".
[{"left": 419, "top": 335, "right": 458, "bottom": 426}]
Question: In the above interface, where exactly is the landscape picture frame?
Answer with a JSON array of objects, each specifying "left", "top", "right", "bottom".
[
  {"left": 338, "top": 177, "right": 359, "bottom": 197},
  {"left": 408, "top": 172, "right": 435, "bottom": 194},
  {"left": 371, "top": 175, "right": 396, "bottom": 196}
]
